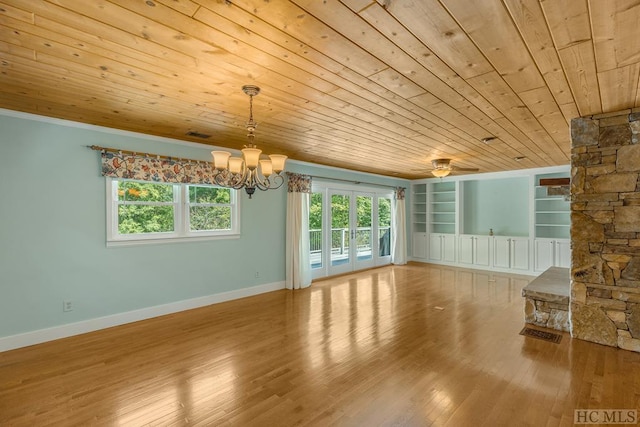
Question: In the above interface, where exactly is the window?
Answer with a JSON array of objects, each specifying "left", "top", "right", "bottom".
[
  {"left": 187, "top": 186, "right": 233, "bottom": 232},
  {"left": 107, "top": 178, "right": 239, "bottom": 245}
]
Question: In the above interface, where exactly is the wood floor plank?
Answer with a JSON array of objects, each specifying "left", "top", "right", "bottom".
[{"left": 1, "top": 263, "right": 640, "bottom": 426}]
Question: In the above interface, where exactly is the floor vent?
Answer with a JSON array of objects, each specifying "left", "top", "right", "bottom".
[{"left": 519, "top": 327, "right": 562, "bottom": 344}]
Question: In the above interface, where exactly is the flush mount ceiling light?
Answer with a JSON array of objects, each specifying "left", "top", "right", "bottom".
[
  {"left": 211, "top": 85, "right": 287, "bottom": 198},
  {"left": 431, "top": 159, "right": 452, "bottom": 177},
  {"left": 429, "top": 158, "right": 479, "bottom": 178},
  {"left": 431, "top": 168, "right": 451, "bottom": 178}
]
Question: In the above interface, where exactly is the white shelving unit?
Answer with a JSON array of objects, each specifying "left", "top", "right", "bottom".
[
  {"left": 534, "top": 186, "right": 570, "bottom": 239},
  {"left": 412, "top": 184, "right": 428, "bottom": 259},
  {"left": 412, "top": 184, "right": 427, "bottom": 233},
  {"left": 429, "top": 181, "right": 456, "bottom": 235},
  {"left": 533, "top": 172, "right": 571, "bottom": 271},
  {"left": 427, "top": 181, "right": 457, "bottom": 263},
  {"left": 410, "top": 166, "right": 571, "bottom": 275}
]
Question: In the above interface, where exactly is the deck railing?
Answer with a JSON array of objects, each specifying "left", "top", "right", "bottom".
[{"left": 310, "top": 226, "right": 391, "bottom": 265}]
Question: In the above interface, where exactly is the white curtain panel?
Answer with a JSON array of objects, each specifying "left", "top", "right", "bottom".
[
  {"left": 392, "top": 188, "right": 407, "bottom": 265},
  {"left": 285, "top": 179, "right": 312, "bottom": 289}
]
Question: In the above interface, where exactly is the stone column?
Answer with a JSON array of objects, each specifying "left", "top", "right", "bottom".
[{"left": 570, "top": 112, "right": 640, "bottom": 352}]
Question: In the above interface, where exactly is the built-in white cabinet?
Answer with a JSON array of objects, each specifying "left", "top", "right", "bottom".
[
  {"left": 534, "top": 238, "right": 570, "bottom": 272},
  {"left": 412, "top": 232, "right": 428, "bottom": 260},
  {"left": 556, "top": 240, "right": 571, "bottom": 268},
  {"left": 533, "top": 172, "right": 570, "bottom": 272},
  {"left": 429, "top": 234, "right": 456, "bottom": 263},
  {"left": 411, "top": 180, "right": 458, "bottom": 262},
  {"left": 493, "top": 237, "right": 510, "bottom": 269},
  {"left": 494, "top": 236, "right": 530, "bottom": 271},
  {"left": 459, "top": 235, "right": 491, "bottom": 267},
  {"left": 428, "top": 181, "right": 456, "bottom": 263},
  {"left": 410, "top": 166, "right": 571, "bottom": 275}
]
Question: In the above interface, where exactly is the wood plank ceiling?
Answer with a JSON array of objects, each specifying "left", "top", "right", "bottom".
[{"left": 1, "top": 0, "right": 640, "bottom": 179}]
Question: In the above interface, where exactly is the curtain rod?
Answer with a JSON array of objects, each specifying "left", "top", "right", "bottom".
[
  {"left": 88, "top": 145, "right": 206, "bottom": 163},
  {"left": 308, "top": 174, "right": 403, "bottom": 190}
]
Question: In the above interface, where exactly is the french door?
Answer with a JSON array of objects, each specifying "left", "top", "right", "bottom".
[{"left": 310, "top": 183, "right": 393, "bottom": 279}]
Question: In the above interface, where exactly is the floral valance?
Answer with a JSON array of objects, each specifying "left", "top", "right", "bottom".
[
  {"left": 395, "top": 187, "right": 406, "bottom": 200},
  {"left": 286, "top": 172, "right": 312, "bottom": 193},
  {"left": 99, "top": 149, "right": 217, "bottom": 185}
]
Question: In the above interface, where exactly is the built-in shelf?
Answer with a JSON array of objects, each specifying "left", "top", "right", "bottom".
[
  {"left": 534, "top": 173, "right": 570, "bottom": 239},
  {"left": 412, "top": 183, "right": 428, "bottom": 233},
  {"left": 410, "top": 166, "right": 572, "bottom": 273},
  {"left": 430, "top": 181, "right": 456, "bottom": 234}
]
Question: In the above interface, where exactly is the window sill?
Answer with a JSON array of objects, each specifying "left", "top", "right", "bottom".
[{"left": 107, "top": 233, "right": 240, "bottom": 247}]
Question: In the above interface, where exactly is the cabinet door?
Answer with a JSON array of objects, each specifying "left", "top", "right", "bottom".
[
  {"left": 474, "top": 236, "right": 491, "bottom": 266},
  {"left": 493, "top": 237, "right": 511, "bottom": 269},
  {"left": 412, "top": 233, "right": 427, "bottom": 259},
  {"left": 458, "top": 235, "right": 474, "bottom": 264},
  {"left": 511, "top": 238, "right": 530, "bottom": 271},
  {"left": 555, "top": 239, "right": 571, "bottom": 268},
  {"left": 442, "top": 235, "right": 456, "bottom": 263},
  {"left": 534, "top": 239, "right": 554, "bottom": 272},
  {"left": 429, "top": 234, "right": 442, "bottom": 261}
]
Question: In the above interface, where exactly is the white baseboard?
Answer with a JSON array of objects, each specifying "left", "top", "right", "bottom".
[{"left": 0, "top": 281, "right": 285, "bottom": 353}]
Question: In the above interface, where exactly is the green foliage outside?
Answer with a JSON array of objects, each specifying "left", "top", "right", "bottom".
[
  {"left": 309, "top": 193, "right": 392, "bottom": 230},
  {"left": 378, "top": 197, "right": 391, "bottom": 227},
  {"left": 118, "top": 181, "right": 174, "bottom": 234},
  {"left": 308, "top": 193, "right": 393, "bottom": 253},
  {"left": 117, "top": 181, "right": 232, "bottom": 234},
  {"left": 331, "top": 194, "right": 352, "bottom": 228},
  {"left": 309, "top": 193, "right": 323, "bottom": 229},
  {"left": 188, "top": 186, "right": 232, "bottom": 231}
]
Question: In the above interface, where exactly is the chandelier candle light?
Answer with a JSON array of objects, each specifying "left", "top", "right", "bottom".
[{"left": 211, "top": 85, "right": 287, "bottom": 198}]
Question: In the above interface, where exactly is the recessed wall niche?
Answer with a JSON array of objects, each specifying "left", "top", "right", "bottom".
[{"left": 461, "top": 177, "right": 529, "bottom": 236}]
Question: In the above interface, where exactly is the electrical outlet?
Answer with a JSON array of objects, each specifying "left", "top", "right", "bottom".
[{"left": 63, "top": 300, "right": 73, "bottom": 312}]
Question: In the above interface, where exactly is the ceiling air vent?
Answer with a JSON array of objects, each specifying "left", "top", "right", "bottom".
[{"left": 186, "top": 131, "right": 211, "bottom": 139}]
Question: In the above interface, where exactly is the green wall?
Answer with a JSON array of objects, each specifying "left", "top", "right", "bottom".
[
  {"left": 0, "top": 112, "right": 407, "bottom": 341},
  {"left": 462, "top": 177, "right": 530, "bottom": 236}
]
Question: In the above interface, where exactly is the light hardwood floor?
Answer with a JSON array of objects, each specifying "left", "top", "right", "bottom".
[{"left": 1, "top": 263, "right": 639, "bottom": 426}]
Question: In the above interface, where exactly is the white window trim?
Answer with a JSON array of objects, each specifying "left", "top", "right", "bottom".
[{"left": 106, "top": 178, "right": 240, "bottom": 247}]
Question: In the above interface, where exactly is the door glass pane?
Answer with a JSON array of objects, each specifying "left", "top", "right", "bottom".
[
  {"left": 331, "top": 194, "right": 351, "bottom": 266},
  {"left": 356, "top": 195, "right": 373, "bottom": 261},
  {"left": 378, "top": 197, "right": 392, "bottom": 257},
  {"left": 309, "top": 192, "right": 323, "bottom": 269}
]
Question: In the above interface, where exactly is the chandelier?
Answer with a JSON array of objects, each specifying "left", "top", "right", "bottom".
[{"left": 211, "top": 85, "right": 287, "bottom": 198}]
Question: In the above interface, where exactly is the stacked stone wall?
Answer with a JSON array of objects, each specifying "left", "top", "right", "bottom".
[
  {"left": 524, "top": 296, "right": 570, "bottom": 331},
  {"left": 570, "top": 112, "right": 640, "bottom": 352}
]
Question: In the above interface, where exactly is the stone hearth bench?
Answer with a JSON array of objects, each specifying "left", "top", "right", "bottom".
[{"left": 522, "top": 267, "right": 570, "bottom": 332}]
